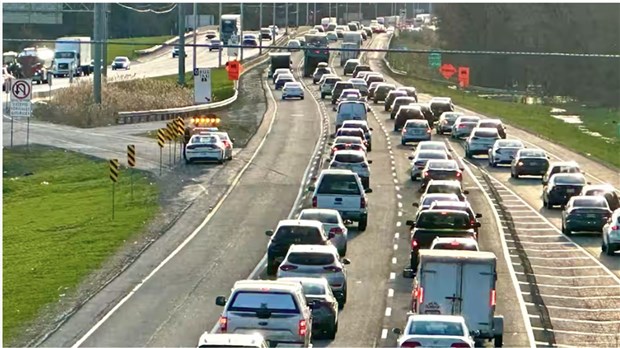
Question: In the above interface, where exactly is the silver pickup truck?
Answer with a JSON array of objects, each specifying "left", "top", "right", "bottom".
[{"left": 308, "top": 169, "right": 372, "bottom": 231}]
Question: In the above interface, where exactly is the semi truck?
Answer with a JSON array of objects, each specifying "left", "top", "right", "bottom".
[
  {"left": 303, "top": 33, "right": 329, "bottom": 77},
  {"left": 52, "top": 37, "right": 92, "bottom": 77},
  {"left": 408, "top": 249, "right": 504, "bottom": 347},
  {"left": 268, "top": 52, "right": 292, "bottom": 78}
]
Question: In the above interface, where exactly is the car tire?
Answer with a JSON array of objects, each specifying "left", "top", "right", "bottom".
[
  {"left": 513, "top": 171, "right": 519, "bottom": 179},
  {"left": 437, "top": 130, "right": 443, "bottom": 135},
  {"left": 384, "top": 106, "right": 389, "bottom": 111},
  {"left": 606, "top": 244, "right": 615, "bottom": 256},
  {"left": 266, "top": 259, "right": 277, "bottom": 276},
  {"left": 185, "top": 158, "right": 192, "bottom": 165},
  {"left": 326, "top": 320, "right": 338, "bottom": 340},
  {"left": 562, "top": 225, "right": 572, "bottom": 236},
  {"left": 338, "top": 285, "right": 347, "bottom": 308},
  {"left": 401, "top": 139, "right": 406, "bottom": 145},
  {"left": 373, "top": 99, "right": 378, "bottom": 104},
  {"left": 301, "top": 96, "right": 304, "bottom": 100},
  {"left": 465, "top": 150, "right": 471, "bottom": 159},
  {"left": 339, "top": 246, "right": 347, "bottom": 257},
  {"left": 411, "top": 175, "right": 416, "bottom": 182},
  {"left": 282, "top": 96, "right": 285, "bottom": 100},
  {"left": 321, "top": 94, "right": 325, "bottom": 99},
  {"left": 358, "top": 217, "right": 368, "bottom": 232},
  {"left": 494, "top": 335, "right": 503, "bottom": 348},
  {"left": 218, "top": 159, "right": 225, "bottom": 164},
  {"left": 602, "top": 242, "right": 607, "bottom": 253}
]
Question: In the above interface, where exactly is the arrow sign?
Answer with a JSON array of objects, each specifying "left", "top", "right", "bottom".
[{"left": 439, "top": 64, "right": 457, "bottom": 80}]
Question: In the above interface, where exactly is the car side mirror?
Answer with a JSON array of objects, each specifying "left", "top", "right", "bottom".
[
  {"left": 215, "top": 296, "right": 227, "bottom": 306},
  {"left": 406, "top": 220, "right": 415, "bottom": 226},
  {"left": 265, "top": 230, "right": 274, "bottom": 236},
  {"left": 328, "top": 142, "right": 333, "bottom": 146},
  {"left": 342, "top": 258, "right": 351, "bottom": 265},
  {"left": 307, "top": 185, "right": 315, "bottom": 192},
  {"left": 474, "top": 222, "right": 482, "bottom": 228},
  {"left": 392, "top": 327, "right": 403, "bottom": 335},
  {"left": 370, "top": 127, "right": 374, "bottom": 131},
  {"left": 463, "top": 190, "right": 470, "bottom": 194},
  {"left": 368, "top": 160, "right": 373, "bottom": 164},
  {"left": 408, "top": 156, "right": 415, "bottom": 160},
  {"left": 412, "top": 202, "right": 420, "bottom": 208},
  {"left": 475, "top": 213, "right": 482, "bottom": 218},
  {"left": 365, "top": 188, "right": 373, "bottom": 193}
]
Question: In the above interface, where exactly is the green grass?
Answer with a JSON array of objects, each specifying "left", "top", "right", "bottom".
[
  {"left": 107, "top": 35, "right": 173, "bottom": 64},
  {"left": 2, "top": 146, "right": 160, "bottom": 344},
  {"left": 153, "top": 68, "right": 235, "bottom": 102},
  {"left": 386, "top": 35, "right": 620, "bottom": 169}
]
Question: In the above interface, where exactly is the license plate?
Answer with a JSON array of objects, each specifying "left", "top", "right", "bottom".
[
  {"left": 566, "top": 189, "right": 575, "bottom": 193},
  {"left": 586, "top": 214, "right": 596, "bottom": 218},
  {"left": 528, "top": 162, "right": 537, "bottom": 166}
]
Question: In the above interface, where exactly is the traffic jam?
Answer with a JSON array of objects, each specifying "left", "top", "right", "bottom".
[{"left": 197, "top": 22, "right": 620, "bottom": 348}]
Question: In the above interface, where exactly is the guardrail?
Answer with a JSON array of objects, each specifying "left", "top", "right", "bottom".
[{"left": 116, "top": 31, "right": 302, "bottom": 124}]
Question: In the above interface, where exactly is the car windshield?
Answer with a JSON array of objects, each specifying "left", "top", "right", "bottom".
[
  {"left": 114, "top": 58, "right": 127, "bottom": 62},
  {"left": 335, "top": 136, "right": 362, "bottom": 145},
  {"left": 301, "top": 282, "right": 326, "bottom": 295},
  {"left": 418, "top": 152, "right": 448, "bottom": 160},
  {"left": 334, "top": 153, "right": 365, "bottom": 163},
  {"left": 229, "top": 291, "right": 298, "bottom": 312},
  {"left": 273, "top": 226, "right": 324, "bottom": 243},
  {"left": 419, "top": 144, "right": 445, "bottom": 151},
  {"left": 520, "top": 150, "right": 546, "bottom": 158},
  {"left": 422, "top": 195, "right": 459, "bottom": 206},
  {"left": 460, "top": 117, "right": 480, "bottom": 123},
  {"left": 191, "top": 136, "right": 218, "bottom": 144},
  {"left": 553, "top": 175, "right": 586, "bottom": 185},
  {"left": 417, "top": 212, "right": 470, "bottom": 229},
  {"left": 426, "top": 184, "right": 460, "bottom": 195},
  {"left": 428, "top": 161, "right": 458, "bottom": 170},
  {"left": 317, "top": 174, "right": 361, "bottom": 195},
  {"left": 497, "top": 141, "right": 523, "bottom": 147},
  {"left": 405, "top": 121, "right": 427, "bottom": 128},
  {"left": 299, "top": 211, "right": 339, "bottom": 224},
  {"left": 479, "top": 121, "right": 499, "bottom": 128},
  {"left": 316, "top": 68, "right": 331, "bottom": 74},
  {"left": 473, "top": 130, "right": 499, "bottom": 138},
  {"left": 287, "top": 252, "right": 335, "bottom": 266},
  {"left": 573, "top": 198, "right": 608, "bottom": 208},
  {"left": 443, "top": 113, "right": 461, "bottom": 121}
]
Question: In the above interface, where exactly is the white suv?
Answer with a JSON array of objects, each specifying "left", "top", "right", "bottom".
[
  {"left": 464, "top": 127, "right": 501, "bottom": 159},
  {"left": 215, "top": 280, "right": 312, "bottom": 346}
]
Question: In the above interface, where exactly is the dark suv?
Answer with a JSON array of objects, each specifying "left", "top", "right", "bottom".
[
  {"left": 429, "top": 98, "right": 455, "bottom": 122},
  {"left": 352, "top": 65, "right": 371, "bottom": 78},
  {"left": 373, "top": 83, "right": 397, "bottom": 104},
  {"left": 331, "top": 82, "right": 355, "bottom": 104}
]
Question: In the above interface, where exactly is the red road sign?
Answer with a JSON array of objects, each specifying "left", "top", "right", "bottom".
[
  {"left": 439, "top": 64, "right": 457, "bottom": 80},
  {"left": 458, "top": 66, "right": 470, "bottom": 88},
  {"left": 11, "top": 80, "right": 31, "bottom": 100}
]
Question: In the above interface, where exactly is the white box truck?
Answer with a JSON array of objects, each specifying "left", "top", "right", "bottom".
[
  {"left": 53, "top": 37, "right": 92, "bottom": 77},
  {"left": 408, "top": 249, "right": 504, "bottom": 347}
]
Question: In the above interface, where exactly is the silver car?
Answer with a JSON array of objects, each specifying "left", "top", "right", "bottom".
[
  {"left": 328, "top": 149, "right": 372, "bottom": 189},
  {"left": 602, "top": 208, "right": 620, "bottom": 256},
  {"left": 488, "top": 139, "right": 525, "bottom": 166},
  {"left": 298, "top": 208, "right": 349, "bottom": 256},
  {"left": 412, "top": 141, "right": 452, "bottom": 158},
  {"left": 409, "top": 150, "right": 449, "bottom": 181},
  {"left": 214, "top": 280, "right": 312, "bottom": 346},
  {"left": 277, "top": 244, "right": 351, "bottom": 308},
  {"left": 282, "top": 82, "right": 304, "bottom": 100},
  {"left": 401, "top": 119, "right": 431, "bottom": 145},
  {"left": 451, "top": 116, "right": 481, "bottom": 138},
  {"left": 464, "top": 127, "right": 501, "bottom": 158}
]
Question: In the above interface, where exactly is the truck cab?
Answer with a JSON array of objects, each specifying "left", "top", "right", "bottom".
[
  {"left": 53, "top": 37, "right": 92, "bottom": 77},
  {"left": 409, "top": 249, "right": 504, "bottom": 347}
]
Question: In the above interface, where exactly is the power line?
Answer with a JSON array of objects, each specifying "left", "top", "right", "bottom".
[{"left": 114, "top": 3, "right": 177, "bottom": 14}]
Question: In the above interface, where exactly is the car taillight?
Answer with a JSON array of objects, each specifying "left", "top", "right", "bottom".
[
  {"left": 401, "top": 342, "right": 422, "bottom": 348},
  {"left": 222, "top": 140, "right": 230, "bottom": 147},
  {"left": 456, "top": 172, "right": 462, "bottom": 177},
  {"left": 323, "top": 266, "right": 342, "bottom": 272},
  {"left": 312, "top": 196, "right": 317, "bottom": 207},
  {"left": 612, "top": 226, "right": 620, "bottom": 230},
  {"left": 298, "top": 319, "right": 307, "bottom": 336},
  {"left": 280, "top": 264, "right": 298, "bottom": 271},
  {"left": 490, "top": 289, "right": 496, "bottom": 307},
  {"left": 411, "top": 239, "right": 419, "bottom": 249},
  {"left": 360, "top": 196, "right": 366, "bottom": 208},
  {"left": 451, "top": 343, "right": 471, "bottom": 348},
  {"left": 219, "top": 316, "right": 228, "bottom": 332},
  {"left": 458, "top": 124, "right": 466, "bottom": 128},
  {"left": 416, "top": 286, "right": 424, "bottom": 303},
  {"left": 423, "top": 172, "right": 429, "bottom": 177},
  {"left": 330, "top": 227, "right": 343, "bottom": 234},
  {"left": 470, "top": 219, "right": 476, "bottom": 226},
  {"left": 426, "top": 129, "right": 431, "bottom": 133}
]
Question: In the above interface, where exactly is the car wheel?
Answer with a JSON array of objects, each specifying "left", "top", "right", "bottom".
[
  {"left": 218, "top": 159, "right": 225, "bottom": 164},
  {"left": 358, "top": 217, "right": 368, "bottom": 231},
  {"left": 185, "top": 158, "right": 192, "bottom": 164},
  {"left": 401, "top": 139, "right": 406, "bottom": 145},
  {"left": 411, "top": 175, "right": 416, "bottom": 182},
  {"left": 338, "top": 286, "right": 348, "bottom": 308},
  {"left": 562, "top": 225, "right": 572, "bottom": 236},
  {"left": 301, "top": 96, "right": 304, "bottom": 100},
  {"left": 373, "top": 99, "right": 378, "bottom": 104},
  {"left": 465, "top": 150, "right": 471, "bottom": 159},
  {"left": 326, "top": 320, "right": 338, "bottom": 340},
  {"left": 266, "top": 259, "right": 277, "bottom": 276},
  {"left": 602, "top": 242, "right": 607, "bottom": 253},
  {"left": 514, "top": 172, "right": 519, "bottom": 179},
  {"left": 545, "top": 199, "right": 553, "bottom": 209},
  {"left": 321, "top": 94, "right": 325, "bottom": 99},
  {"left": 494, "top": 335, "right": 503, "bottom": 348},
  {"left": 606, "top": 244, "right": 615, "bottom": 256},
  {"left": 390, "top": 114, "right": 395, "bottom": 120},
  {"left": 339, "top": 246, "right": 347, "bottom": 257},
  {"left": 384, "top": 106, "right": 389, "bottom": 111}
]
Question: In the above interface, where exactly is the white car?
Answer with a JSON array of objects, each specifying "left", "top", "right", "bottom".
[
  {"left": 111, "top": 56, "right": 130, "bottom": 70},
  {"left": 198, "top": 130, "right": 235, "bottom": 160},
  {"left": 329, "top": 149, "right": 372, "bottom": 189},
  {"left": 282, "top": 82, "right": 304, "bottom": 100},
  {"left": 272, "top": 68, "right": 292, "bottom": 83},
  {"left": 184, "top": 134, "right": 230, "bottom": 164},
  {"left": 392, "top": 314, "right": 475, "bottom": 348},
  {"left": 409, "top": 150, "right": 449, "bottom": 181},
  {"left": 298, "top": 208, "right": 349, "bottom": 256},
  {"left": 488, "top": 139, "right": 525, "bottom": 167},
  {"left": 603, "top": 208, "right": 620, "bottom": 256},
  {"left": 464, "top": 127, "right": 501, "bottom": 159}
]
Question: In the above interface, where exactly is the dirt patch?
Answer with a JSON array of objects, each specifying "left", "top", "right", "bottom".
[{"left": 14, "top": 63, "right": 270, "bottom": 347}]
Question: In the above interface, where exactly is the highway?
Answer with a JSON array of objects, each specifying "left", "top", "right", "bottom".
[
  {"left": 32, "top": 30, "right": 287, "bottom": 94},
  {"left": 28, "top": 30, "right": 619, "bottom": 348}
]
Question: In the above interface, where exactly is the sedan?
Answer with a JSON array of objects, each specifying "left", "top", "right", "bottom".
[
  {"left": 542, "top": 161, "right": 582, "bottom": 186},
  {"left": 464, "top": 127, "right": 501, "bottom": 158},
  {"left": 434, "top": 112, "right": 463, "bottom": 134},
  {"left": 413, "top": 141, "right": 452, "bottom": 159},
  {"left": 477, "top": 118, "right": 507, "bottom": 139},
  {"left": 488, "top": 139, "right": 525, "bottom": 166},
  {"left": 205, "top": 30, "right": 217, "bottom": 39},
  {"left": 562, "top": 196, "right": 612, "bottom": 235},
  {"left": 312, "top": 67, "right": 332, "bottom": 84},
  {"left": 580, "top": 184, "right": 620, "bottom": 211},
  {"left": 510, "top": 148, "right": 550, "bottom": 178},
  {"left": 409, "top": 150, "right": 449, "bottom": 181},
  {"left": 420, "top": 159, "right": 463, "bottom": 189},
  {"left": 400, "top": 118, "right": 431, "bottom": 143},
  {"left": 451, "top": 116, "right": 481, "bottom": 138},
  {"left": 543, "top": 173, "right": 588, "bottom": 208},
  {"left": 393, "top": 315, "right": 475, "bottom": 348},
  {"left": 421, "top": 179, "right": 470, "bottom": 202},
  {"left": 330, "top": 136, "right": 367, "bottom": 158},
  {"left": 111, "top": 56, "right": 130, "bottom": 70},
  {"left": 275, "top": 74, "right": 295, "bottom": 90},
  {"left": 298, "top": 208, "right": 349, "bottom": 256},
  {"left": 207, "top": 39, "right": 222, "bottom": 51},
  {"left": 278, "top": 277, "right": 339, "bottom": 339},
  {"left": 602, "top": 208, "right": 620, "bottom": 256},
  {"left": 184, "top": 134, "right": 229, "bottom": 164},
  {"left": 277, "top": 244, "right": 351, "bottom": 308},
  {"left": 282, "top": 82, "right": 304, "bottom": 100},
  {"left": 390, "top": 96, "right": 418, "bottom": 119},
  {"left": 384, "top": 90, "right": 408, "bottom": 112},
  {"left": 287, "top": 39, "right": 301, "bottom": 52},
  {"left": 428, "top": 200, "right": 482, "bottom": 233},
  {"left": 412, "top": 193, "right": 461, "bottom": 213}
]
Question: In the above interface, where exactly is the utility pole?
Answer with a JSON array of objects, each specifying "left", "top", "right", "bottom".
[
  {"left": 345, "top": 2, "right": 348, "bottom": 23},
  {"left": 259, "top": 2, "right": 263, "bottom": 55},
  {"left": 328, "top": 2, "right": 331, "bottom": 18},
  {"left": 219, "top": 2, "right": 222, "bottom": 23},
  {"left": 240, "top": 2, "right": 244, "bottom": 60},
  {"left": 375, "top": 3, "right": 378, "bottom": 19},
  {"left": 296, "top": 3, "right": 299, "bottom": 28},
  {"left": 102, "top": 3, "right": 108, "bottom": 78},
  {"left": 192, "top": 2, "right": 197, "bottom": 73},
  {"left": 335, "top": 4, "right": 338, "bottom": 23},
  {"left": 306, "top": 3, "right": 309, "bottom": 25},
  {"left": 313, "top": 3, "right": 316, "bottom": 24},
  {"left": 178, "top": 3, "right": 185, "bottom": 86},
  {"left": 359, "top": 3, "right": 362, "bottom": 22},
  {"left": 285, "top": 3, "right": 288, "bottom": 34},
  {"left": 93, "top": 3, "right": 103, "bottom": 104},
  {"left": 272, "top": 3, "right": 276, "bottom": 46}
]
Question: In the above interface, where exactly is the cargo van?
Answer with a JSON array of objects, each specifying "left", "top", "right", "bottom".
[
  {"left": 408, "top": 249, "right": 504, "bottom": 347},
  {"left": 335, "top": 101, "right": 368, "bottom": 132}
]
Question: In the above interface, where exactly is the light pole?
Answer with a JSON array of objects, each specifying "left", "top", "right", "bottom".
[
  {"left": 285, "top": 3, "right": 288, "bottom": 34},
  {"left": 272, "top": 3, "right": 276, "bottom": 46},
  {"left": 259, "top": 2, "right": 263, "bottom": 55},
  {"left": 240, "top": 2, "right": 244, "bottom": 60},
  {"left": 192, "top": 2, "right": 197, "bottom": 73}
]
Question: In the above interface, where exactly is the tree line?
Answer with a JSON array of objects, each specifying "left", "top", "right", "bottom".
[{"left": 433, "top": 3, "right": 620, "bottom": 107}]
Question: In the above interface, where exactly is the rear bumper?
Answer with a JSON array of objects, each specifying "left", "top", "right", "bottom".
[
  {"left": 565, "top": 220, "right": 606, "bottom": 232},
  {"left": 402, "top": 134, "right": 431, "bottom": 142},
  {"left": 186, "top": 150, "right": 224, "bottom": 161},
  {"left": 514, "top": 165, "right": 547, "bottom": 175},
  {"left": 491, "top": 152, "right": 516, "bottom": 163},
  {"left": 231, "top": 329, "right": 305, "bottom": 344},
  {"left": 467, "top": 144, "right": 493, "bottom": 154},
  {"left": 337, "top": 210, "right": 367, "bottom": 222}
]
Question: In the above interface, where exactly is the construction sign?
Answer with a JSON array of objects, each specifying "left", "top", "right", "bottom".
[
  {"left": 226, "top": 60, "right": 241, "bottom": 81},
  {"left": 175, "top": 117, "right": 185, "bottom": 137},
  {"left": 109, "top": 159, "right": 120, "bottom": 182},
  {"left": 157, "top": 129, "right": 166, "bottom": 148},
  {"left": 458, "top": 67, "right": 470, "bottom": 88},
  {"left": 127, "top": 145, "right": 136, "bottom": 167}
]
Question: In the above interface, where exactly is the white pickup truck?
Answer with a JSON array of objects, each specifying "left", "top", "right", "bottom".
[
  {"left": 308, "top": 169, "right": 372, "bottom": 231},
  {"left": 408, "top": 249, "right": 504, "bottom": 347}
]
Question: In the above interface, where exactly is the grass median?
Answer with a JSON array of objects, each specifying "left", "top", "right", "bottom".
[
  {"left": 2, "top": 145, "right": 159, "bottom": 344},
  {"left": 386, "top": 33, "right": 619, "bottom": 169},
  {"left": 154, "top": 68, "right": 235, "bottom": 102},
  {"left": 107, "top": 35, "right": 173, "bottom": 64}
]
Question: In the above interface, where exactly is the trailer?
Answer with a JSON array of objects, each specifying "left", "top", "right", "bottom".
[{"left": 53, "top": 37, "right": 92, "bottom": 77}]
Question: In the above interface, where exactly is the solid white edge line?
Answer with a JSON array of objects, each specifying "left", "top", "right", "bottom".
[
  {"left": 443, "top": 139, "right": 537, "bottom": 348},
  {"left": 73, "top": 74, "right": 281, "bottom": 348}
]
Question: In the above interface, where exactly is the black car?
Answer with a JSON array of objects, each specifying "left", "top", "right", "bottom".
[
  {"left": 331, "top": 82, "right": 355, "bottom": 104},
  {"left": 313, "top": 67, "right": 332, "bottom": 84},
  {"left": 396, "top": 86, "right": 418, "bottom": 100},
  {"left": 394, "top": 106, "right": 425, "bottom": 131},
  {"left": 384, "top": 90, "right": 408, "bottom": 111},
  {"left": 373, "top": 83, "right": 397, "bottom": 104},
  {"left": 275, "top": 75, "right": 295, "bottom": 90},
  {"left": 390, "top": 96, "right": 418, "bottom": 119},
  {"left": 478, "top": 119, "right": 507, "bottom": 139},
  {"left": 208, "top": 39, "right": 222, "bottom": 52},
  {"left": 543, "top": 173, "right": 588, "bottom": 209},
  {"left": 242, "top": 38, "right": 258, "bottom": 47},
  {"left": 343, "top": 59, "right": 360, "bottom": 75},
  {"left": 285, "top": 278, "right": 339, "bottom": 339},
  {"left": 404, "top": 210, "right": 479, "bottom": 276},
  {"left": 581, "top": 184, "right": 620, "bottom": 211},
  {"left": 428, "top": 200, "right": 482, "bottom": 233},
  {"left": 510, "top": 148, "right": 550, "bottom": 178},
  {"left": 352, "top": 64, "right": 371, "bottom": 78},
  {"left": 561, "top": 196, "right": 612, "bottom": 235},
  {"left": 429, "top": 98, "right": 454, "bottom": 122},
  {"left": 265, "top": 221, "right": 332, "bottom": 275}
]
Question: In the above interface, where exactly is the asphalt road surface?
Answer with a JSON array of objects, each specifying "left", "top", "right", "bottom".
[{"left": 32, "top": 30, "right": 286, "bottom": 94}]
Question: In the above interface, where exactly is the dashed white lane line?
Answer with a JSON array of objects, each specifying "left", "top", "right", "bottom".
[
  {"left": 393, "top": 179, "right": 398, "bottom": 184},
  {"left": 396, "top": 221, "right": 401, "bottom": 228},
  {"left": 385, "top": 307, "right": 392, "bottom": 317},
  {"left": 395, "top": 186, "right": 400, "bottom": 191},
  {"left": 398, "top": 211, "right": 403, "bottom": 217},
  {"left": 395, "top": 232, "right": 400, "bottom": 239},
  {"left": 396, "top": 194, "right": 402, "bottom": 200},
  {"left": 390, "top": 272, "right": 396, "bottom": 280},
  {"left": 388, "top": 288, "right": 394, "bottom": 298},
  {"left": 393, "top": 244, "right": 398, "bottom": 251},
  {"left": 392, "top": 257, "right": 397, "bottom": 264},
  {"left": 381, "top": 328, "right": 388, "bottom": 339}
]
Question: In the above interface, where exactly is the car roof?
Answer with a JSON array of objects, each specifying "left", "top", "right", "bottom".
[
  {"left": 433, "top": 237, "right": 478, "bottom": 245},
  {"left": 288, "top": 244, "right": 338, "bottom": 253},
  {"left": 276, "top": 219, "right": 324, "bottom": 228},
  {"left": 278, "top": 277, "right": 330, "bottom": 287},
  {"left": 395, "top": 96, "right": 417, "bottom": 101},
  {"left": 320, "top": 169, "right": 358, "bottom": 176},
  {"left": 346, "top": 59, "right": 361, "bottom": 63},
  {"left": 233, "top": 279, "right": 303, "bottom": 292},
  {"left": 552, "top": 173, "right": 585, "bottom": 180},
  {"left": 420, "top": 209, "right": 469, "bottom": 216},
  {"left": 198, "top": 333, "right": 266, "bottom": 346},
  {"left": 431, "top": 201, "right": 471, "bottom": 208},
  {"left": 428, "top": 179, "right": 462, "bottom": 186},
  {"left": 333, "top": 149, "right": 366, "bottom": 157},
  {"left": 495, "top": 139, "right": 524, "bottom": 147},
  {"left": 341, "top": 88, "right": 360, "bottom": 93},
  {"left": 342, "top": 120, "right": 368, "bottom": 125},
  {"left": 284, "top": 82, "right": 301, "bottom": 86},
  {"left": 416, "top": 149, "right": 447, "bottom": 156},
  {"left": 388, "top": 90, "right": 408, "bottom": 95},
  {"left": 404, "top": 119, "right": 428, "bottom": 125},
  {"left": 479, "top": 118, "right": 502, "bottom": 124},
  {"left": 418, "top": 141, "right": 447, "bottom": 147},
  {"left": 550, "top": 161, "right": 579, "bottom": 167},
  {"left": 422, "top": 193, "right": 460, "bottom": 200},
  {"left": 335, "top": 135, "right": 362, "bottom": 142},
  {"left": 299, "top": 208, "right": 341, "bottom": 217},
  {"left": 571, "top": 195, "right": 607, "bottom": 203},
  {"left": 583, "top": 184, "right": 616, "bottom": 191}
]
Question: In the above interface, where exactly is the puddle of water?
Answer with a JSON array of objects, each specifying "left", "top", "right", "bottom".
[
  {"left": 552, "top": 114, "right": 616, "bottom": 144},
  {"left": 550, "top": 107, "right": 567, "bottom": 114},
  {"left": 551, "top": 114, "right": 583, "bottom": 124}
]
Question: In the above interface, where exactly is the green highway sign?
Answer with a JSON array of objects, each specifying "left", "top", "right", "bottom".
[{"left": 428, "top": 52, "right": 442, "bottom": 69}]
